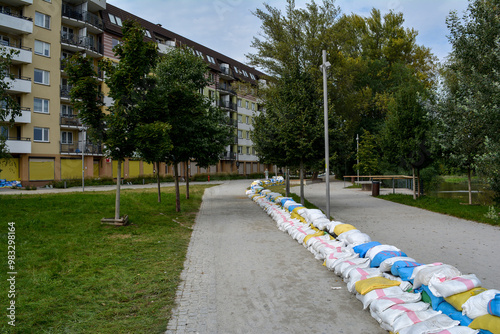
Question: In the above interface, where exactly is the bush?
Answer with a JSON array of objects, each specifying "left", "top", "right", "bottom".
[{"left": 420, "top": 165, "right": 443, "bottom": 194}]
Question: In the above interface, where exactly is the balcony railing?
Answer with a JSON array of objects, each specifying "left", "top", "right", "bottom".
[
  {"left": 218, "top": 83, "right": 236, "bottom": 95},
  {"left": 61, "top": 33, "right": 103, "bottom": 55},
  {"left": 60, "top": 140, "right": 102, "bottom": 155},
  {"left": 218, "top": 99, "right": 237, "bottom": 111},
  {"left": 220, "top": 152, "right": 236, "bottom": 160},
  {"left": 60, "top": 114, "right": 81, "bottom": 127},
  {"left": 62, "top": 3, "right": 103, "bottom": 30},
  {"left": 0, "top": 40, "right": 31, "bottom": 51},
  {"left": 5, "top": 137, "right": 31, "bottom": 154},
  {"left": 219, "top": 66, "right": 234, "bottom": 79},
  {"left": 60, "top": 85, "right": 73, "bottom": 99},
  {"left": 0, "top": 7, "right": 32, "bottom": 22}
]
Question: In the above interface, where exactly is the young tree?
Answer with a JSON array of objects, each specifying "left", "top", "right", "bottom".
[
  {"left": 154, "top": 47, "right": 232, "bottom": 212},
  {"left": 66, "top": 20, "right": 158, "bottom": 221}
]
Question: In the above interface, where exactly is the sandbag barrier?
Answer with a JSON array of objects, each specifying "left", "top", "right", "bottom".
[
  {"left": 246, "top": 180, "right": 500, "bottom": 334},
  {"left": 0, "top": 179, "right": 22, "bottom": 188}
]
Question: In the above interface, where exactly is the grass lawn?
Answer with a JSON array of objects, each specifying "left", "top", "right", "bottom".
[
  {"left": 379, "top": 194, "right": 499, "bottom": 226},
  {"left": 0, "top": 185, "right": 214, "bottom": 333}
]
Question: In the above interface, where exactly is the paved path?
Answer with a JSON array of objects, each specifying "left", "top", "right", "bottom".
[
  {"left": 297, "top": 181, "right": 500, "bottom": 289},
  {"left": 166, "top": 180, "right": 385, "bottom": 334}
]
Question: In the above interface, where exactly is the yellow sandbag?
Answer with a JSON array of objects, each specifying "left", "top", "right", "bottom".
[
  {"left": 355, "top": 277, "right": 401, "bottom": 295},
  {"left": 445, "top": 287, "right": 487, "bottom": 311},
  {"left": 303, "top": 231, "right": 325, "bottom": 244},
  {"left": 333, "top": 223, "right": 356, "bottom": 236},
  {"left": 469, "top": 314, "right": 500, "bottom": 333},
  {"left": 290, "top": 206, "right": 306, "bottom": 223}
]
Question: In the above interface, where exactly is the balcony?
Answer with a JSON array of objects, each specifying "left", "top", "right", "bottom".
[
  {"left": 218, "top": 83, "right": 236, "bottom": 95},
  {"left": 60, "top": 114, "right": 82, "bottom": 127},
  {"left": 62, "top": 4, "right": 103, "bottom": 33},
  {"left": 4, "top": 75, "right": 31, "bottom": 94},
  {"left": 63, "top": 0, "right": 106, "bottom": 11},
  {"left": 4, "top": 108, "right": 31, "bottom": 123},
  {"left": 60, "top": 140, "right": 102, "bottom": 155},
  {"left": 157, "top": 41, "right": 175, "bottom": 54},
  {"left": 61, "top": 33, "right": 103, "bottom": 57},
  {"left": 0, "top": 8, "right": 33, "bottom": 35},
  {"left": 218, "top": 99, "right": 237, "bottom": 111},
  {"left": 60, "top": 85, "right": 72, "bottom": 99},
  {"left": 219, "top": 65, "right": 234, "bottom": 80},
  {"left": 220, "top": 152, "right": 236, "bottom": 160},
  {"left": 1, "top": 42, "right": 32, "bottom": 64},
  {"left": 2, "top": 0, "right": 33, "bottom": 5},
  {"left": 5, "top": 137, "right": 31, "bottom": 154},
  {"left": 226, "top": 118, "right": 238, "bottom": 127}
]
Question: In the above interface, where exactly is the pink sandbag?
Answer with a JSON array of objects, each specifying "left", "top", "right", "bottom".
[
  {"left": 369, "top": 292, "right": 423, "bottom": 314},
  {"left": 428, "top": 274, "right": 482, "bottom": 298},
  {"left": 356, "top": 286, "right": 404, "bottom": 309}
]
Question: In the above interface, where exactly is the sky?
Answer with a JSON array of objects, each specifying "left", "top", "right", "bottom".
[{"left": 108, "top": 0, "right": 471, "bottom": 67}]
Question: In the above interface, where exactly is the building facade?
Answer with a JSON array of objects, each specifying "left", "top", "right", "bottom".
[{"left": 0, "top": 0, "right": 270, "bottom": 185}]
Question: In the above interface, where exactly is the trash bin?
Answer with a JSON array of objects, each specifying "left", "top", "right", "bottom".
[{"left": 372, "top": 181, "right": 380, "bottom": 196}]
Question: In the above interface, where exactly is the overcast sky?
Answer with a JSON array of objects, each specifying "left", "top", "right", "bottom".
[{"left": 108, "top": 0, "right": 471, "bottom": 67}]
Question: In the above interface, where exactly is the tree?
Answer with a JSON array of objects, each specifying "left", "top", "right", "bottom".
[
  {"left": 353, "top": 130, "right": 380, "bottom": 176},
  {"left": 441, "top": 0, "right": 500, "bottom": 203},
  {"left": 66, "top": 20, "right": 158, "bottom": 221},
  {"left": 154, "top": 47, "right": 232, "bottom": 211},
  {"left": 0, "top": 46, "right": 21, "bottom": 169}
]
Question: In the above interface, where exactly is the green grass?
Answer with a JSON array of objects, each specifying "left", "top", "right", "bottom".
[
  {"left": 379, "top": 194, "right": 499, "bottom": 226},
  {"left": 0, "top": 185, "right": 214, "bottom": 333},
  {"left": 442, "top": 175, "right": 480, "bottom": 183}
]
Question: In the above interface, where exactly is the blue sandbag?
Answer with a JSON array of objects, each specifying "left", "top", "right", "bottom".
[
  {"left": 479, "top": 330, "right": 494, "bottom": 334},
  {"left": 280, "top": 198, "right": 293, "bottom": 207},
  {"left": 370, "top": 250, "right": 408, "bottom": 268},
  {"left": 287, "top": 204, "right": 303, "bottom": 212},
  {"left": 391, "top": 260, "right": 423, "bottom": 282},
  {"left": 422, "top": 285, "right": 445, "bottom": 310},
  {"left": 488, "top": 293, "right": 500, "bottom": 316},
  {"left": 353, "top": 241, "right": 382, "bottom": 258},
  {"left": 437, "top": 301, "right": 473, "bottom": 326}
]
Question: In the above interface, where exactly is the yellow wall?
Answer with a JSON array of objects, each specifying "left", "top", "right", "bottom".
[
  {"left": 143, "top": 162, "right": 154, "bottom": 175},
  {"left": 112, "top": 160, "right": 124, "bottom": 178},
  {"left": 29, "top": 158, "right": 54, "bottom": 181},
  {"left": 128, "top": 160, "right": 140, "bottom": 177},
  {"left": 61, "top": 158, "right": 81, "bottom": 179},
  {"left": 0, "top": 158, "right": 20, "bottom": 180}
]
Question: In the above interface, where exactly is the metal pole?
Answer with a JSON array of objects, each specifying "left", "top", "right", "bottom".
[
  {"left": 81, "top": 127, "right": 85, "bottom": 192},
  {"left": 321, "top": 50, "right": 331, "bottom": 218},
  {"left": 356, "top": 133, "right": 359, "bottom": 184}
]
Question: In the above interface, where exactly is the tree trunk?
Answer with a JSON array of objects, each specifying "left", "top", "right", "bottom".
[
  {"left": 185, "top": 162, "right": 190, "bottom": 199},
  {"left": 115, "top": 159, "right": 121, "bottom": 220},
  {"left": 412, "top": 167, "right": 416, "bottom": 200},
  {"left": 156, "top": 161, "right": 161, "bottom": 203},
  {"left": 468, "top": 167, "right": 472, "bottom": 205},
  {"left": 174, "top": 162, "right": 181, "bottom": 212},
  {"left": 285, "top": 166, "right": 290, "bottom": 197},
  {"left": 300, "top": 160, "right": 305, "bottom": 205}
]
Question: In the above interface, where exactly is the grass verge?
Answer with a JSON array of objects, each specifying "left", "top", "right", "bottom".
[
  {"left": 0, "top": 185, "right": 214, "bottom": 333},
  {"left": 379, "top": 194, "right": 499, "bottom": 226}
]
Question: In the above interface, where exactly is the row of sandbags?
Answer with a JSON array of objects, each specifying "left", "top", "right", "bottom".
[
  {"left": 246, "top": 181, "right": 500, "bottom": 334},
  {"left": 0, "top": 179, "right": 21, "bottom": 188}
]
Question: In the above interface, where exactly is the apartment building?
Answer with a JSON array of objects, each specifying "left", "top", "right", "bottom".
[{"left": 0, "top": 0, "right": 270, "bottom": 185}]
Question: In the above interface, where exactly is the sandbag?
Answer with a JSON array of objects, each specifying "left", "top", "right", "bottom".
[
  {"left": 411, "top": 264, "right": 460, "bottom": 290},
  {"left": 356, "top": 286, "right": 404, "bottom": 309},
  {"left": 371, "top": 250, "right": 408, "bottom": 268},
  {"left": 397, "top": 314, "right": 460, "bottom": 334},
  {"left": 378, "top": 302, "right": 430, "bottom": 326},
  {"left": 391, "top": 260, "right": 423, "bottom": 282},
  {"left": 422, "top": 285, "right": 445, "bottom": 310},
  {"left": 429, "top": 274, "right": 482, "bottom": 298},
  {"left": 445, "top": 288, "right": 488, "bottom": 311},
  {"left": 365, "top": 244, "right": 401, "bottom": 261},
  {"left": 334, "top": 257, "right": 370, "bottom": 277},
  {"left": 346, "top": 268, "right": 384, "bottom": 293},
  {"left": 379, "top": 257, "right": 416, "bottom": 273},
  {"left": 468, "top": 314, "right": 500, "bottom": 334},
  {"left": 353, "top": 241, "right": 382, "bottom": 258},
  {"left": 369, "top": 292, "right": 422, "bottom": 314},
  {"left": 333, "top": 223, "right": 357, "bottom": 236},
  {"left": 463, "top": 289, "right": 500, "bottom": 319},
  {"left": 437, "top": 301, "right": 473, "bottom": 326},
  {"left": 355, "top": 276, "right": 401, "bottom": 295},
  {"left": 390, "top": 309, "right": 442, "bottom": 333},
  {"left": 488, "top": 294, "right": 500, "bottom": 317}
]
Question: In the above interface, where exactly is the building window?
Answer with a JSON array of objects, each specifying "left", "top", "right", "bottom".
[
  {"left": 0, "top": 126, "right": 8, "bottom": 139},
  {"left": 234, "top": 66, "right": 239, "bottom": 74},
  {"left": 238, "top": 130, "right": 243, "bottom": 138},
  {"left": 61, "top": 104, "right": 73, "bottom": 116},
  {"left": 111, "top": 38, "right": 120, "bottom": 49},
  {"left": 61, "top": 131, "right": 73, "bottom": 144},
  {"left": 34, "top": 69, "right": 50, "bottom": 85},
  {"left": 251, "top": 103, "right": 255, "bottom": 111},
  {"left": 246, "top": 116, "right": 249, "bottom": 124},
  {"left": 237, "top": 99, "right": 242, "bottom": 107},
  {"left": 0, "top": 35, "right": 10, "bottom": 46},
  {"left": 242, "top": 70, "right": 248, "bottom": 77},
  {"left": 246, "top": 147, "right": 250, "bottom": 154},
  {"left": 34, "top": 127, "right": 49, "bottom": 142},
  {"left": 43, "top": 0, "right": 51, "bottom": 2},
  {"left": 237, "top": 146, "right": 242, "bottom": 154},
  {"left": 245, "top": 101, "right": 249, "bottom": 109},
  {"left": 35, "top": 12, "right": 51, "bottom": 29},
  {"left": 108, "top": 14, "right": 122, "bottom": 26},
  {"left": 238, "top": 114, "right": 242, "bottom": 123},
  {"left": 252, "top": 148, "right": 256, "bottom": 155},
  {"left": 144, "top": 30, "right": 151, "bottom": 38},
  {"left": 34, "top": 40, "right": 50, "bottom": 57},
  {"left": 250, "top": 73, "right": 256, "bottom": 80},
  {"left": 207, "top": 55, "right": 216, "bottom": 64},
  {"left": 246, "top": 131, "right": 249, "bottom": 139},
  {"left": 34, "top": 98, "right": 49, "bottom": 114}
]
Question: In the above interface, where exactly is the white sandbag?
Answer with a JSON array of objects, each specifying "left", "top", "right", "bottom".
[
  {"left": 326, "top": 221, "right": 345, "bottom": 234},
  {"left": 336, "top": 229, "right": 361, "bottom": 243},
  {"left": 344, "top": 231, "right": 371, "bottom": 246},
  {"left": 334, "top": 257, "right": 370, "bottom": 277},
  {"left": 378, "top": 302, "right": 430, "bottom": 326},
  {"left": 391, "top": 309, "right": 442, "bottom": 333},
  {"left": 370, "top": 307, "right": 383, "bottom": 323},
  {"left": 428, "top": 326, "right": 479, "bottom": 334},
  {"left": 324, "top": 251, "right": 358, "bottom": 271},
  {"left": 462, "top": 289, "right": 500, "bottom": 319},
  {"left": 346, "top": 268, "right": 384, "bottom": 293},
  {"left": 382, "top": 273, "right": 413, "bottom": 292},
  {"left": 369, "top": 292, "right": 422, "bottom": 314},
  {"left": 356, "top": 286, "right": 405, "bottom": 309},
  {"left": 312, "top": 217, "right": 331, "bottom": 230},
  {"left": 379, "top": 256, "right": 416, "bottom": 272},
  {"left": 365, "top": 245, "right": 401, "bottom": 261},
  {"left": 428, "top": 274, "right": 482, "bottom": 298},
  {"left": 411, "top": 263, "right": 460, "bottom": 289},
  {"left": 397, "top": 314, "right": 460, "bottom": 334}
]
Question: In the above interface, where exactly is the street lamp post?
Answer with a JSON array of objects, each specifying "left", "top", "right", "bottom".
[
  {"left": 321, "top": 50, "right": 331, "bottom": 219},
  {"left": 80, "top": 126, "right": 87, "bottom": 192},
  {"left": 357, "top": 133, "right": 359, "bottom": 183}
]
